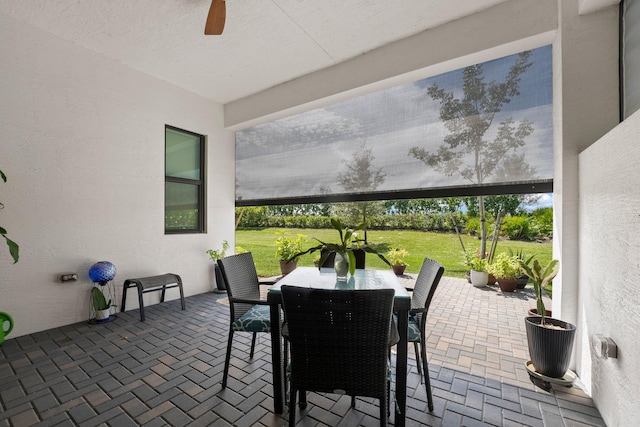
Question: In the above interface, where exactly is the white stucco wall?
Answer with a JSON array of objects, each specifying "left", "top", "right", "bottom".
[
  {"left": 0, "top": 13, "right": 235, "bottom": 338},
  {"left": 579, "top": 109, "right": 640, "bottom": 425},
  {"left": 553, "top": 0, "right": 620, "bottom": 376}
]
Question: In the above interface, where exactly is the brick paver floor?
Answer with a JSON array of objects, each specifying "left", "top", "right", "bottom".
[{"left": 0, "top": 275, "right": 606, "bottom": 426}]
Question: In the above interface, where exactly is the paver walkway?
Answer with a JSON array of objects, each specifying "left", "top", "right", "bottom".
[{"left": 0, "top": 276, "right": 606, "bottom": 426}]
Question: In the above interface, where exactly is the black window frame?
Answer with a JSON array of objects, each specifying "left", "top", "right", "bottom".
[{"left": 165, "top": 125, "right": 206, "bottom": 234}]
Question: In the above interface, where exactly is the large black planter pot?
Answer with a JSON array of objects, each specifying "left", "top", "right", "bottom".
[
  {"left": 525, "top": 316, "right": 576, "bottom": 378},
  {"left": 516, "top": 275, "right": 529, "bottom": 289},
  {"left": 213, "top": 263, "right": 226, "bottom": 291}
]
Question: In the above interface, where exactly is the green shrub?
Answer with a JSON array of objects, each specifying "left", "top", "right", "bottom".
[
  {"left": 530, "top": 208, "right": 553, "bottom": 239},
  {"left": 237, "top": 206, "right": 270, "bottom": 227},
  {"left": 235, "top": 208, "right": 558, "bottom": 241},
  {"left": 464, "top": 217, "right": 481, "bottom": 236},
  {"left": 501, "top": 216, "right": 534, "bottom": 240}
]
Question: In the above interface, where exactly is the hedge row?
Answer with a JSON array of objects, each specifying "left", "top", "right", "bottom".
[{"left": 236, "top": 207, "right": 553, "bottom": 241}]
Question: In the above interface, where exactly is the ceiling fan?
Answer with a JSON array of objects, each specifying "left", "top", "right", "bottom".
[{"left": 205, "top": 0, "right": 226, "bottom": 35}]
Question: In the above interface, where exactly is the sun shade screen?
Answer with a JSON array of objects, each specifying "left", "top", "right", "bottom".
[{"left": 235, "top": 46, "right": 552, "bottom": 205}]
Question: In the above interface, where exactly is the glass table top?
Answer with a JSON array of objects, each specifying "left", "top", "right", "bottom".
[{"left": 270, "top": 267, "right": 410, "bottom": 298}]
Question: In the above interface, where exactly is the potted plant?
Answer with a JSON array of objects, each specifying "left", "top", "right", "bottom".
[
  {"left": 464, "top": 250, "right": 488, "bottom": 287},
  {"left": 91, "top": 287, "right": 113, "bottom": 323},
  {"left": 387, "top": 248, "right": 409, "bottom": 276},
  {"left": 294, "top": 218, "right": 390, "bottom": 280},
  {"left": 275, "top": 230, "right": 306, "bottom": 275},
  {"left": 509, "top": 248, "right": 533, "bottom": 289},
  {"left": 487, "top": 252, "right": 522, "bottom": 292},
  {"left": 206, "top": 240, "right": 229, "bottom": 292},
  {"left": 520, "top": 258, "right": 575, "bottom": 379},
  {"left": 0, "top": 168, "right": 19, "bottom": 264}
]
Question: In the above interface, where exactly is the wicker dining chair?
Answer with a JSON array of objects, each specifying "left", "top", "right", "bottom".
[
  {"left": 217, "top": 252, "right": 276, "bottom": 388},
  {"left": 281, "top": 285, "right": 395, "bottom": 427},
  {"left": 404, "top": 257, "right": 444, "bottom": 412}
]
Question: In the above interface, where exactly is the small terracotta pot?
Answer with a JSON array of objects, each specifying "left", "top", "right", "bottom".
[
  {"left": 497, "top": 278, "right": 518, "bottom": 292},
  {"left": 392, "top": 264, "right": 407, "bottom": 276},
  {"left": 279, "top": 260, "right": 297, "bottom": 276}
]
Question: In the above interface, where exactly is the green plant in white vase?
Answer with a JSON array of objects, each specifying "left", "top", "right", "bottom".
[
  {"left": 464, "top": 250, "right": 489, "bottom": 287},
  {"left": 464, "top": 250, "right": 487, "bottom": 272},
  {"left": 91, "top": 287, "right": 113, "bottom": 322},
  {"left": 294, "top": 218, "right": 390, "bottom": 279}
]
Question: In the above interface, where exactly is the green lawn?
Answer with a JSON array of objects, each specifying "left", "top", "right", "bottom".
[{"left": 236, "top": 228, "right": 552, "bottom": 278}]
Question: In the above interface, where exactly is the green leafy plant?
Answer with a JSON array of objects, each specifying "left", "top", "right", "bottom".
[
  {"left": 235, "top": 246, "right": 248, "bottom": 254},
  {"left": 508, "top": 248, "right": 533, "bottom": 262},
  {"left": 387, "top": 248, "right": 409, "bottom": 267},
  {"left": 0, "top": 169, "right": 19, "bottom": 264},
  {"left": 508, "top": 248, "right": 534, "bottom": 278},
  {"left": 519, "top": 258, "right": 559, "bottom": 325},
  {"left": 463, "top": 250, "right": 487, "bottom": 272},
  {"left": 206, "top": 240, "right": 230, "bottom": 262},
  {"left": 91, "top": 287, "right": 112, "bottom": 310},
  {"left": 274, "top": 230, "right": 306, "bottom": 262},
  {"left": 294, "top": 218, "right": 390, "bottom": 275},
  {"left": 530, "top": 208, "right": 553, "bottom": 239},
  {"left": 487, "top": 252, "right": 522, "bottom": 279},
  {"left": 501, "top": 216, "right": 534, "bottom": 240}
]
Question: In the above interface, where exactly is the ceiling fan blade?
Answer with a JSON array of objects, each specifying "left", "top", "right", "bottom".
[{"left": 205, "top": 0, "right": 226, "bottom": 35}]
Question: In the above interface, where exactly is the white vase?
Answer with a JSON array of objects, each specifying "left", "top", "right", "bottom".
[
  {"left": 470, "top": 270, "right": 489, "bottom": 287},
  {"left": 334, "top": 252, "right": 349, "bottom": 281},
  {"left": 95, "top": 309, "right": 110, "bottom": 322}
]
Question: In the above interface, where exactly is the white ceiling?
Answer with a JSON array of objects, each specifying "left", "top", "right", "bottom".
[{"left": 0, "top": 0, "right": 516, "bottom": 104}]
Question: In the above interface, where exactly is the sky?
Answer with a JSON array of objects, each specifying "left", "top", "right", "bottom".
[{"left": 522, "top": 193, "right": 554, "bottom": 212}]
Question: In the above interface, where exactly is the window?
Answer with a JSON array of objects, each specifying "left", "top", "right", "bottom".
[
  {"left": 235, "top": 46, "right": 553, "bottom": 206},
  {"left": 165, "top": 125, "right": 205, "bottom": 233}
]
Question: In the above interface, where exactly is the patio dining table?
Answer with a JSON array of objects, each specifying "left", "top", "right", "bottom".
[{"left": 267, "top": 267, "right": 411, "bottom": 427}]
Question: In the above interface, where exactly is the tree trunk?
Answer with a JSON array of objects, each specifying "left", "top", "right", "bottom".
[
  {"left": 479, "top": 195, "right": 487, "bottom": 259},
  {"left": 362, "top": 204, "right": 368, "bottom": 243},
  {"left": 451, "top": 213, "right": 466, "bottom": 253}
]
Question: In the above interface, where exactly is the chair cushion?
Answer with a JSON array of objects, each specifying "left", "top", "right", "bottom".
[
  {"left": 393, "top": 314, "right": 421, "bottom": 343},
  {"left": 407, "top": 316, "right": 421, "bottom": 342},
  {"left": 231, "top": 305, "right": 271, "bottom": 332}
]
